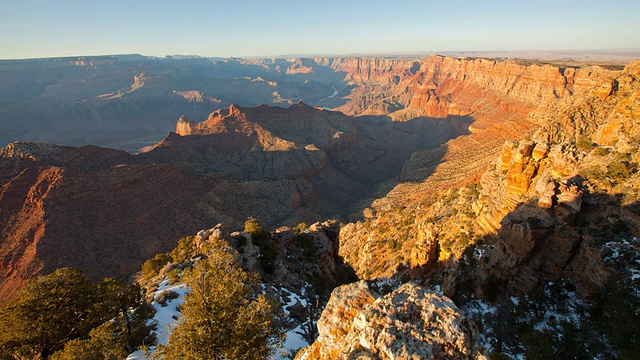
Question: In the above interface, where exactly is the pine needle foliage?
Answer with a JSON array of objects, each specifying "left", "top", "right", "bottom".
[
  {"left": 156, "top": 237, "right": 283, "bottom": 359},
  {"left": 0, "top": 268, "right": 149, "bottom": 359}
]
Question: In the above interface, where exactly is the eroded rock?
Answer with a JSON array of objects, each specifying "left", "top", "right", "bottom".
[{"left": 298, "top": 282, "right": 482, "bottom": 360}]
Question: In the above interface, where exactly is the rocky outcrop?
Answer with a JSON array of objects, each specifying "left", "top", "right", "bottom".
[
  {"left": 270, "top": 220, "right": 344, "bottom": 289},
  {"left": 297, "top": 281, "right": 482, "bottom": 360},
  {"left": 304, "top": 281, "right": 379, "bottom": 359},
  {"left": 323, "top": 58, "right": 420, "bottom": 83},
  {"left": 440, "top": 60, "right": 640, "bottom": 297},
  {"left": 334, "top": 59, "right": 615, "bottom": 280},
  {"left": 410, "top": 223, "right": 440, "bottom": 277},
  {"left": 336, "top": 58, "right": 639, "bottom": 297}
]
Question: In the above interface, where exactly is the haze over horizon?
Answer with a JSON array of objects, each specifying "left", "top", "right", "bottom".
[{"left": 1, "top": 0, "right": 639, "bottom": 60}]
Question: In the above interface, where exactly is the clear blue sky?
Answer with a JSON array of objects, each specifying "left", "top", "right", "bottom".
[{"left": 0, "top": 0, "right": 638, "bottom": 59}]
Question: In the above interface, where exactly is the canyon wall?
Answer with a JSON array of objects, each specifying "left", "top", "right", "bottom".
[
  {"left": 0, "top": 100, "right": 468, "bottom": 302},
  {"left": 338, "top": 59, "right": 639, "bottom": 300},
  {"left": 0, "top": 55, "right": 632, "bottom": 303},
  {"left": 336, "top": 57, "right": 622, "bottom": 284}
]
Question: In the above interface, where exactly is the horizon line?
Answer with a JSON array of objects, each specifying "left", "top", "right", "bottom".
[{"left": 2, "top": 47, "right": 640, "bottom": 62}]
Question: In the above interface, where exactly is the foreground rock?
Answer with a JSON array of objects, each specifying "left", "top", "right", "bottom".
[{"left": 297, "top": 281, "right": 482, "bottom": 360}]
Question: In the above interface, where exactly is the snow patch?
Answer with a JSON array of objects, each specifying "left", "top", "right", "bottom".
[{"left": 127, "top": 280, "right": 188, "bottom": 360}]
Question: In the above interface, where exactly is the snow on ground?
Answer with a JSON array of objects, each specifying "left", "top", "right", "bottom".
[
  {"left": 273, "top": 285, "right": 312, "bottom": 359},
  {"left": 473, "top": 245, "right": 492, "bottom": 261},
  {"left": 127, "top": 280, "right": 188, "bottom": 360},
  {"left": 129, "top": 280, "right": 314, "bottom": 359},
  {"left": 462, "top": 299, "right": 498, "bottom": 353},
  {"left": 602, "top": 237, "right": 640, "bottom": 280},
  {"left": 531, "top": 285, "right": 584, "bottom": 332}
]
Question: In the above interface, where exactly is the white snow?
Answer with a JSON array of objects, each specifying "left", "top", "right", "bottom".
[
  {"left": 128, "top": 279, "right": 316, "bottom": 359},
  {"left": 274, "top": 286, "right": 313, "bottom": 358},
  {"left": 462, "top": 299, "right": 498, "bottom": 353},
  {"left": 473, "top": 246, "right": 488, "bottom": 260},
  {"left": 127, "top": 280, "right": 188, "bottom": 360}
]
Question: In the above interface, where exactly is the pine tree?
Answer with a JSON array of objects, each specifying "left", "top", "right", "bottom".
[
  {"left": 156, "top": 237, "right": 282, "bottom": 359},
  {"left": 0, "top": 268, "right": 151, "bottom": 359},
  {"left": 0, "top": 268, "right": 108, "bottom": 359},
  {"left": 49, "top": 322, "right": 128, "bottom": 360}
]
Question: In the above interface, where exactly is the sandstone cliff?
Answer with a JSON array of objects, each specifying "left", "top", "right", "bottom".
[
  {"left": 325, "top": 55, "right": 611, "bottom": 121},
  {"left": 336, "top": 58, "right": 633, "bottom": 291}
]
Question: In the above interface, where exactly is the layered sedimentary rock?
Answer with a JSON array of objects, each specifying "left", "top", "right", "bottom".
[
  {"left": 173, "top": 102, "right": 357, "bottom": 153},
  {"left": 337, "top": 59, "right": 640, "bottom": 292},
  {"left": 1, "top": 55, "right": 635, "bottom": 303},
  {"left": 326, "top": 55, "right": 612, "bottom": 121},
  {"left": 297, "top": 281, "right": 482, "bottom": 360},
  {"left": 432, "top": 60, "right": 640, "bottom": 297},
  {"left": 0, "top": 100, "right": 469, "bottom": 302},
  {"left": 336, "top": 57, "right": 616, "bottom": 280}
]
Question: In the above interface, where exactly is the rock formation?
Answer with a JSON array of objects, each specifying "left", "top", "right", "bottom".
[
  {"left": 336, "top": 58, "right": 639, "bottom": 300},
  {"left": 0, "top": 98, "right": 472, "bottom": 301},
  {"left": 297, "top": 281, "right": 482, "bottom": 360},
  {"left": 1, "top": 55, "right": 638, "bottom": 305}
]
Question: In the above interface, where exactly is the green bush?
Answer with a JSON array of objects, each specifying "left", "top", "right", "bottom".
[
  {"left": 244, "top": 217, "right": 278, "bottom": 274},
  {"left": 169, "top": 236, "right": 196, "bottom": 263},
  {"left": 157, "top": 236, "right": 282, "bottom": 359},
  {"left": 579, "top": 165, "right": 605, "bottom": 182},
  {"left": 297, "top": 233, "right": 318, "bottom": 260},
  {"left": 142, "top": 253, "right": 171, "bottom": 279},
  {"left": 244, "top": 217, "right": 268, "bottom": 238},
  {"left": 577, "top": 136, "right": 595, "bottom": 151},
  {"left": 607, "top": 161, "right": 631, "bottom": 181},
  {"left": 0, "top": 269, "right": 150, "bottom": 359},
  {"left": 167, "top": 268, "right": 182, "bottom": 285},
  {"left": 51, "top": 322, "right": 128, "bottom": 360},
  {"left": 456, "top": 232, "right": 470, "bottom": 248},
  {"left": 293, "top": 222, "right": 308, "bottom": 236},
  {"left": 593, "top": 147, "right": 609, "bottom": 156}
]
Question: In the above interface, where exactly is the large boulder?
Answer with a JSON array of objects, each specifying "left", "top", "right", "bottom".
[{"left": 297, "top": 281, "right": 482, "bottom": 360}]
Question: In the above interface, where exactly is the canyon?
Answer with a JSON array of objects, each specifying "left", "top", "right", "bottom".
[
  {"left": 1, "top": 53, "right": 640, "bottom": 357},
  {"left": 0, "top": 98, "right": 466, "bottom": 302}
]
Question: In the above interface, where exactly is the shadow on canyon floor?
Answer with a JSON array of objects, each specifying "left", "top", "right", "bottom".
[{"left": 342, "top": 114, "right": 474, "bottom": 222}]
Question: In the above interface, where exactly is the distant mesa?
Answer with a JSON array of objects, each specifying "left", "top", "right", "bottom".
[{"left": 172, "top": 102, "right": 351, "bottom": 152}]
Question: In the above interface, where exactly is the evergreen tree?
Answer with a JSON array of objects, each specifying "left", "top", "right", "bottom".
[
  {"left": 157, "top": 237, "right": 282, "bottom": 359},
  {"left": 0, "top": 268, "right": 151, "bottom": 359},
  {"left": 49, "top": 322, "right": 128, "bottom": 360},
  {"left": 0, "top": 268, "right": 109, "bottom": 359}
]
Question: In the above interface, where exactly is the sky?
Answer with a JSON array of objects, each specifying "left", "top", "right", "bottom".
[{"left": 0, "top": 0, "right": 639, "bottom": 59}]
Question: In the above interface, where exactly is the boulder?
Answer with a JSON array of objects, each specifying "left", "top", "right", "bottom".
[{"left": 297, "top": 282, "right": 482, "bottom": 360}]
